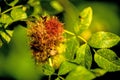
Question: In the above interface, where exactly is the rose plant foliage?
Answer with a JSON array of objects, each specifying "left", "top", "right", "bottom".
[{"left": 0, "top": 0, "right": 120, "bottom": 80}]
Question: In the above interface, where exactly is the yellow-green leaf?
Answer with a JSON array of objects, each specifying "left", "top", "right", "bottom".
[
  {"left": 0, "top": 14, "right": 13, "bottom": 24},
  {"left": 88, "top": 31, "right": 120, "bottom": 48},
  {"left": 9, "top": 0, "right": 19, "bottom": 6},
  {"left": 77, "top": 7, "right": 92, "bottom": 34},
  {"left": 4, "top": 0, "right": 19, "bottom": 6},
  {"left": 58, "top": 61, "right": 77, "bottom": 75},
  {"left": 74, "top": 43, "right": 92, "bottom": 69},
  {"left": 95, "top": 49, "right": 120, "bottom": 72},
  {"left": 64, "top": 36, "right": 79, "bottom": 60},
  {"left": 50, "top": 1, "right": 63, "bottom": 12},
  {"left": 91, "top": 68, "right": 107, "bottom": 77},
  {"left": 0, "top": 30, "right": 13, "bottom": 43},
  {"left": 55, "top": 77, "right": 60, "bottom": 80},
  {"left": 42, "top": 63, "right": 55, "bottom": 75},
  {"left": 66, "top": 66, "right": 95, "bottom": 80},
  {"left": 11, "top": 8, "right": 27, "bottom": 21},
  {"left": 80, "top": 7, "right": 92, "bottom": 27}
]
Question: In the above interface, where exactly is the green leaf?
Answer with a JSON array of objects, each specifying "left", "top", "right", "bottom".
[
  {"left": 43, "top": 63, "right": 55, "bottom": 75},
  {"left": 80, "top": 7, "right": 92, "bottom": 27},
  {"left": 88, "top": 31, "right": 120, "bottom": 48},
  {"left": 9, "top": 0, "right": 19, "bottom": 6},
  {"left": 58, "top": 61, "right": 77, "bottom": 75},
  {"left": 55, "top": 77, "right": 60, "bottom": 80},
  {"left": 4, "top": 0, "right": 19, "bottom": 6},
  {"left": 91, "top": 68, "right": 107, "bottom": 77},
  {"left": 64, "top": 36, "right": 79, "bottom": 60},
  {"left": 11, "top": 8, "right": 27, "bottom": 21},
  {"left": 66, "top": 66, "right": 95, "bottom": 80},
  {"left": 0, "top": 30, "right": 13, "bottom": 43},
  {"left": 50, "top": 1, "right": 63, "bottom": 12},
  {"left": 74, "top": 43, "right": 92, "bottom": 69},
  {"left": 94, "top": 49, "right": 120, "bottom": 72},
  {"left": 76, "top": 7, "right": 92, "bottom": 34},
  {"left": 28, "top": 0, "right": 42, "bottom": 18},
  {"left": 0, "top": 14, "right": 13, "bottom": 24}
]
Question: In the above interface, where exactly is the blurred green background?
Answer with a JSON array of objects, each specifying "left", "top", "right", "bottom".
[
  {"left": 40, "top": 0, "right": 120, "bottom": 35},
  {"left": 0, "top": 0, "right": 120, "bottom": 80},
  {"left": 77, "top": 1, "right": 120, "bottom": 35}
]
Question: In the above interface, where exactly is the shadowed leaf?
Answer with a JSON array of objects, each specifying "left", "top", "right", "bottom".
[
  {"left": 66, "top": 66, "right": 95, "bottom": 80},
  {"left": 58, "top": 61, "right": 77, "bottom": 75},
  {"left": 74, "top": 43, "right": 92, "bottom": 69}
]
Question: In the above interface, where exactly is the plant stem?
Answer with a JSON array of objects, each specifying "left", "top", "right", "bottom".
[
  {"left": 64, "top": 29, "right": 87, "bottom": 43},
  {"left": 48, "top": 75, "right": 51, "bottom": 80},
  {"left": 49, "top": 58, "right": 53, "bottom": 67},
  {"left": 64, "top": 30, "right": 75, "bottom": 36},
  {"left": 77, "top": 36, "right": 87, "bottom": 43},
  {"left": 93, "top": 49, "right": 96, "bottom": 53},
  {"left": 1, "top": 5, "right": 23, "bottom": 15},
  {"left": 58, "top": 75, "right": 65, "bottom": 80}
]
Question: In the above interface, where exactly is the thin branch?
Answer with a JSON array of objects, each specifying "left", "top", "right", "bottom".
[
  {"left": 64, "top": 30, "right": 75, "bottom": 36},
  {"left": 1, "top": 5, "right": 23, "bottom": 15},
  {"left": 49, "top": 58, "right": 53, "bottom": 67},
  {"left": 64, "top": 30, "right": 87, "bottom": 43},
  {"left": 48, "top": 75, "right": 51, "bottom": 80},
  {"left": 58, "top": 75, "right": 65, "bottom": 80},
  {"left": 77, "top": 36, "right": 87, "bottom": 43}
]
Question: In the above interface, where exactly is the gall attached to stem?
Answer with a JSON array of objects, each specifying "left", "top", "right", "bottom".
[{"left": 28, "top": 16, "right": 64, "bottom": 64}]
